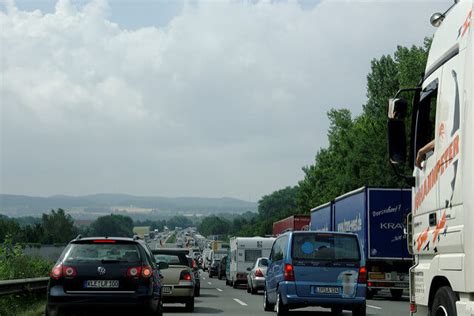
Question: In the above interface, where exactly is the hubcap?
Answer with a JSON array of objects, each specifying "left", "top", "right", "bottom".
[{"left": 435, "top": 305, "right": 448, "bottom": 316}]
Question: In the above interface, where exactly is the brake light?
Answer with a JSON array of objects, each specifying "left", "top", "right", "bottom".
[
  {"left": 192, "top": 259, "right": 197, "bottom": 269},
  {"left": 180, "top": 271, "right": 192, "bottom": 281},
  {"left": 358, "top": 267, "right": 367, "bottom": 283},
  {"left": 255, "top": 268, "right": 264, "bottom": 277},
  {"left": 63, "top": 266, "right": 77, "bottom": 277},
  {"left": 92, "top": 239, "right": 116, "bottom": 243},
  {"left": 410, "top": 303, "right": 417, "bottom": 313},
  {"left": 284, "top": 264, "right": 295, "bottom": 281},
  {"left": 51, "top": 264, "right": 63, "bottom": 279},
  {"left": 127, "top": 266, "right": 142, "bottom": 277},
  {"left": 142, "top": 266, "right": 153, "bottom": 278}
]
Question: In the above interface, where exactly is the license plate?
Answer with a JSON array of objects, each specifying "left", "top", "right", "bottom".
[
  {"left": 314, "top": 286, "right": 340, "bottom": 294},
  {"left": 162, "top": 286, "right": 172, "bottom": 294},
  {"left": 84, "top": 280, "right": 119, "bottom": 289}
]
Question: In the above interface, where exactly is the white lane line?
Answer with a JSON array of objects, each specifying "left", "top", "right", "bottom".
[
  {"left": 216, "top": 288, "right": 223, "bottom": 292},
  {"left": 208, "top": 282, "right": 212, "bottom": 285},
  {"left": 233, "top": 298, "right": 248, "bottom": 306},
  {"left": 367, "top": 304, "right": 382, "bottom": 310}
]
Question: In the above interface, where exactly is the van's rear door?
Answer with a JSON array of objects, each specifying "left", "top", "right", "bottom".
[{"left": 291, "top": 232, "right": 362, "bottom": 298}]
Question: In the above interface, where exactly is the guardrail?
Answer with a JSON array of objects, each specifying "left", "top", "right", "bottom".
[{"left": 0, "top": 277, "right": 49, "bottom": 296}]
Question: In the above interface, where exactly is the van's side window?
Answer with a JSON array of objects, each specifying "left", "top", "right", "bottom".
[{"left": 272, "top": 238, "right": 284, "bottom": 261}]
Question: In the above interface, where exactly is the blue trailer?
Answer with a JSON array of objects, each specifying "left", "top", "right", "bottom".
[
  {"left": 310, "top": 186, "right": 412, "bottom": 299},
  {"left": 310, "top": 202, "right": 333, "bottom": 231}
]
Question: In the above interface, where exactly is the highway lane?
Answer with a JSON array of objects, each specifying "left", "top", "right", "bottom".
[{"left": 164, "top": 271, "right": 409, "bottom": 316}]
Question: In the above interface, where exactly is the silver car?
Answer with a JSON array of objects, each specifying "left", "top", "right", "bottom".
[{"left": 246, "top": 257, "right": 269, "bottom": 294}]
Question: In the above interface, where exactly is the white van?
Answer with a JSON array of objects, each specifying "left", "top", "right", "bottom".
[{"left": 229, "top": 237, "right": 275, "bottom": 288}]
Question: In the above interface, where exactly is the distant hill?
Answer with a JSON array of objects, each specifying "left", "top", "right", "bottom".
[{"left": 0, "top": 193, "right": 257, "bottom": 219}]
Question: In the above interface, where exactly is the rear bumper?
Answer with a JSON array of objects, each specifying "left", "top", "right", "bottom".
[
  {"left": 279, "top": 282, "right": 366, "bottom": 309},
  {"left": 162, "top": 284, "right": 194, "bottom": 301},
  {"left": 47, "top": 285, "right": 156, "bottom": 308},
  {"left": 251, "top": 277, "right": 266, "bottom": 289}
]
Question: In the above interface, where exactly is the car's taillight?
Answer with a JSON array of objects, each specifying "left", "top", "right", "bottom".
[
  {"left": 358, "top": 267, "right": 367, "bottom": 283},
  {"left": 255, "top": 268, "right": 264, "bottom": 277},
  {"left": 62, "top": 266, "right": 77, "bottom": 278},
  {"left": 51, "top": 264, "right": 63, "bottom": 279},
  {"left": 127, "top": 266, "right": 142, "bottom": 277},
  {"left": 284, "top": 264, "right": 295, "bottom": 281},
  {"left": 180, "top": 271, "right": 192, "bottom": 281},
  {"left": 410, "top": 303, "right": 417, "bottom": 313},
  {"left": 192, "top": 259, "right": 197, "bottom": 269},
  {"left": 142, "top": 266, "right": 153, "bottom": 278}
]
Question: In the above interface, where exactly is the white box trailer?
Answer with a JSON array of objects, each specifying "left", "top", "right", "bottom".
[
  {"left": 387, "top": 1, "right": 474, "bottom": 314},
  {"left": 229, "top": 237, "right": 275, "bottom": 287}
]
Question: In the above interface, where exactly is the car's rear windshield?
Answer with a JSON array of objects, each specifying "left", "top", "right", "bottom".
[
  {"left": 292, "top": 233, "right": 360, "bottom": 262},
  {"left": 258, "top": 258, "right": 269, "bottom": 267},
  {"left": 154, "top": 253, "right": 188, "bottom": 266},
  {"left": 63, "top": 243, "right": 141, "bottom": 263}
]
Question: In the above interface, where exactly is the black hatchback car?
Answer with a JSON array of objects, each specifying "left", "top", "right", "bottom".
[{"left": 45, "top": 236, "right": 168, "bottom": 316}]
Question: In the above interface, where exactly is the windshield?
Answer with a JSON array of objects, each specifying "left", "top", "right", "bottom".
[
  {"left": 63, "top": 243, "right": 141, "bottom": 263},
  {"left": 154, "top": 254, "right": 188, "bottom": 266},
  {"left": 292, "top": 233, "right": 360, "bottom": 262}
]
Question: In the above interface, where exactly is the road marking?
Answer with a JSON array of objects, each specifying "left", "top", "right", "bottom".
[
  {"left": 367, "top": 304, "right": 382, "bottom": 310},
  {"left": 233, "top": 298, "right": 248, "bottom": 306},
  {"left": 216, "top": 288, "right": 223, "bottom": 292},
  {"left": 208, "top": 282, "right": 212, "bottom": 285}
]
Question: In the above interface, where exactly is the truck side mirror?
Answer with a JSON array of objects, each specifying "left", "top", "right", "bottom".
[{"left": 388, "top": 119, "right": 407, "bottom": 164}]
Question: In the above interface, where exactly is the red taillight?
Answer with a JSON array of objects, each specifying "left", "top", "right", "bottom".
[
  {"left": 127, "top": 266, "right": 142, "bottom": 277},
  {"left": 410, "top": 303, "right": 417, "bottom": 313},
  {"left": 63, "top": 266, "right": 77, "bottom": 278},
  {"left": 255, "top": 268, "right": 264, "bottom": 277},
  {"left": 92, "top": 239, "right": 116, "bottom": 243},
  {"left": 142, "top": 266, "right": 153, "bottom": 278},
  {"left": 180, "top": 271, "right": 192, "bottom": 281},
  {"left": 192, "top": 259, "right": 197, "bottom": 269},
  {"left": 368, "top": 281, "right": 373, "bottom": 287},
  {"left": 358, "top": 267, "right": 367, "bottom": 283},
  {"left": 284, "top": 264, "right": 295, "bottom": 281},
  {"left": 51, "top": 264, "right": 63, "bottom": 279}
]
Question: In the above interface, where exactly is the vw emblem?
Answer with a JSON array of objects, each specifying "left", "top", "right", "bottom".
[{"left": 97, "top": 266, "right": 106, "bottom": 275}]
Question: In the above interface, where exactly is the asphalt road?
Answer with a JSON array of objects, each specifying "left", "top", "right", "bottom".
[{"left": 163, "top": 271, "right": 409, "bottom": 316}]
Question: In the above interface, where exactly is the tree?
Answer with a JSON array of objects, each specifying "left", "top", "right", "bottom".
[
  {"left": 198, "top": 216, "right": 230, "bottom": 237},
  {"left": 41, "top": 209, "right": 77, "bottom": 244},
  {"left": 90, "top": 214, "right": 134, "bottom": 237}
]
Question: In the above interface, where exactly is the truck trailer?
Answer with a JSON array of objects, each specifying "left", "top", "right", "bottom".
[
  {"left": 272, "top": 215, "right": 310, "bottom": 236},
  {"left": 310, "top": 186, "right": 412, "bottom": 299}
]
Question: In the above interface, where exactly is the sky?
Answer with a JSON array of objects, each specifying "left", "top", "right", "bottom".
[{"left": 0, "top": 0, "right": 452, "bottom": 201}]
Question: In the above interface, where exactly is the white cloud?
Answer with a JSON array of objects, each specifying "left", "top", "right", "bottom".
[{"left": 0, "top": 0, "right": 450, "bottom": 199}]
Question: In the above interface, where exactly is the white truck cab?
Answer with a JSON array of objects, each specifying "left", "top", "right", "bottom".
[{"left": 387, "top": 1, "right": 473, "bottom": 315}]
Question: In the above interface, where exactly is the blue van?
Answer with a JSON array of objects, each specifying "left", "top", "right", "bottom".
[{"left": 264, "top": 231, "right": 366, "bottom": 316}]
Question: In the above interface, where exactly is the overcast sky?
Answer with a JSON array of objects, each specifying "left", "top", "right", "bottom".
[{"left": 0, "top": 0, "right": 451, "bottom": 201}]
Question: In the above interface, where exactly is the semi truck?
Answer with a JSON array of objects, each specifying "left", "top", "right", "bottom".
[
  {"left": 272, "top": 215, "right": 310, "bottom": 236},
  {"left": 310, "top": 187, "right": 412, "bottom": 299},
  {"left": 387, "top": 1, "right": 473, "bottom": 314}
]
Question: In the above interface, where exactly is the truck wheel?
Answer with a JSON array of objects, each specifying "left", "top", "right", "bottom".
[
  {"left": 263, "top": 288, "right": 274, "bottom": 312},
  {"left": 390, "top": 289, "right": 403, "bottom": 300},
  {"left": 431, "top": 286, "right": 457, "bottom": 316}
]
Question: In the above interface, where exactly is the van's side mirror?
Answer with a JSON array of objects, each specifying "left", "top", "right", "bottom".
[{"left": 158, "top": 262, "right": 169, "bottom": 270}]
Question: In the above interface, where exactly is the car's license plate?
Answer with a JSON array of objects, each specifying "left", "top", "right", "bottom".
[
  {"left": 162, "top": 286, "right": 172, "bottom": 294},
  {"left": 84, "top": 280, "right": 119, "bottom": 289},
  {"left": 314, "top": 286, "right": 339, "bottom": 294}
]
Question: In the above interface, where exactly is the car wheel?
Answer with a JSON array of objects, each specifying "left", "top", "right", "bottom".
[
  {"left": 185, "top": 298, "right": 195, "bottom": 312},
  {"left": 195, "top": 286, "right": 200, "bottom": 297},
  {"left": 352, "top": 304, "right": 366, "bottom": 316},
  {"left": 431, "top": 286, "right": 457, "bottom": 316},
  {"left": 251, "top": 284, "right": 258, "bottom": 295},
  {"left": 276, "top": 292, "right": 289, "bottom": 316},
  {"left": 45, "top": 305, "right": 59, "bottom": 316},
  {"left": 233, "top": 280, "right": 238, "bottom": 289},
  {"left": 331, "top": 307, "right": 343, "bottom": 315},
  {"left": 263, "top": 288, "right": 274, "bottom": 312},
  {"left": 247, "top": 282, "right": 251, "bottom": 293},
  {"left": 155, "top": 301, "right": 164, "bottom": 316},
  {"left": 390, "top": 289, "right": 403, "bottom": 300}
]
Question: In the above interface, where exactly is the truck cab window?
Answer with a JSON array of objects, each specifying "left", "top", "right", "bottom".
[{"left": 414, "top": 80, "right": 438, "bottom": 167}]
